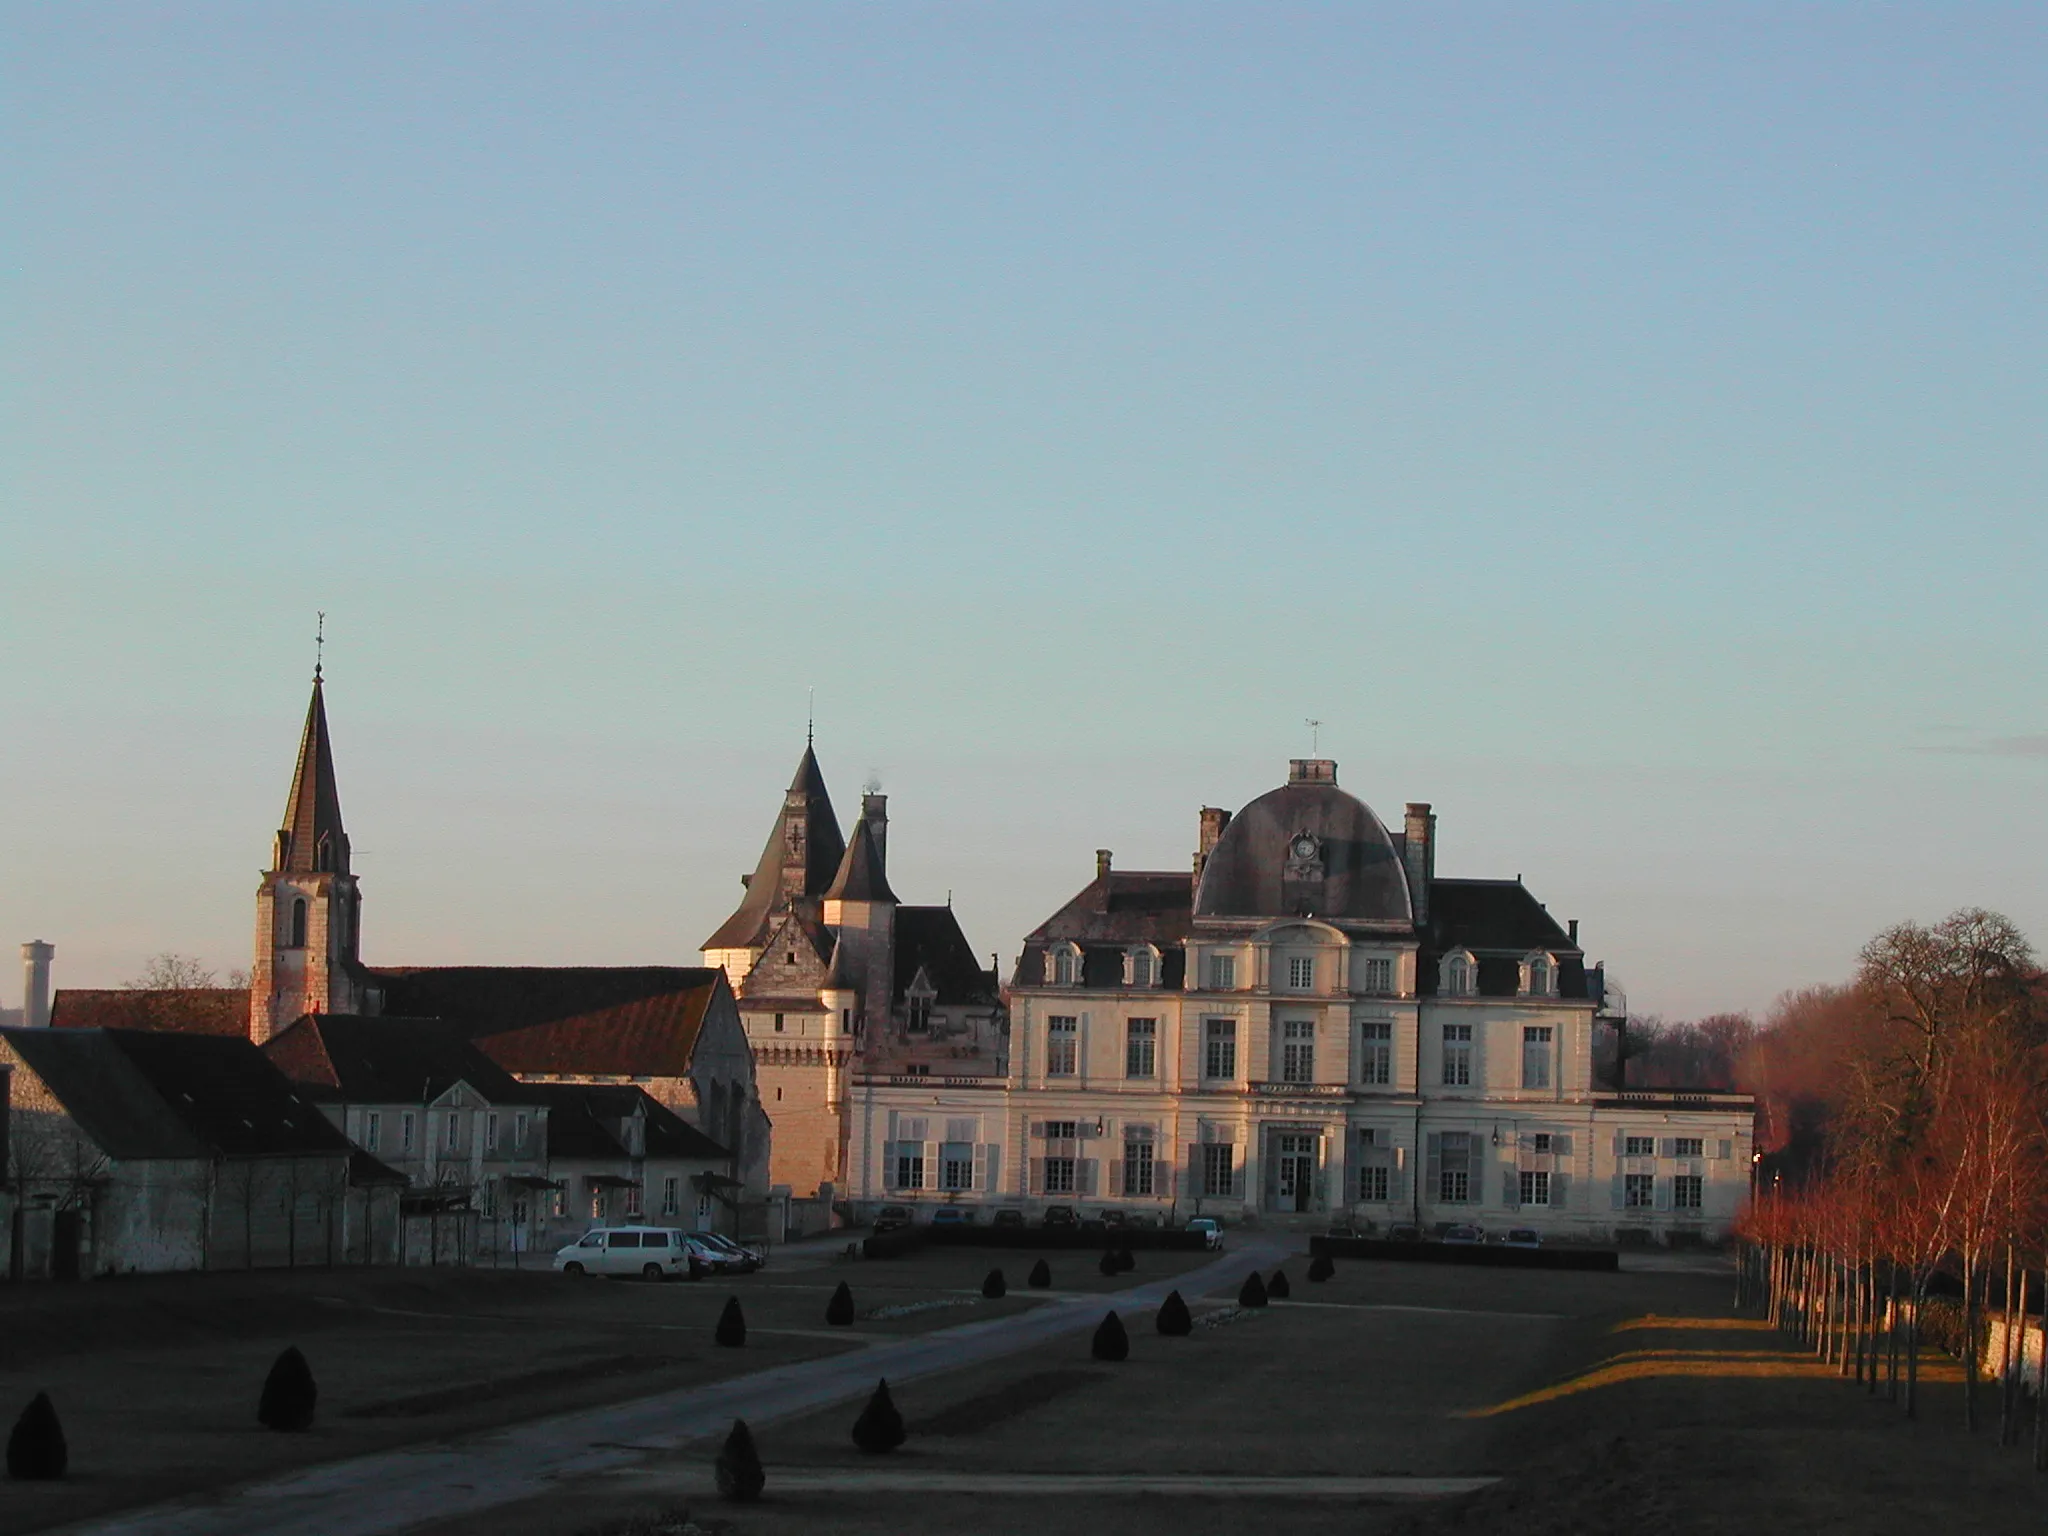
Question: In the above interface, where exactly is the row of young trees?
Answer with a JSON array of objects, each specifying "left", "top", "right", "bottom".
[{"left": 1734, "top": 908, "right": 2048, "bottom": 1455}]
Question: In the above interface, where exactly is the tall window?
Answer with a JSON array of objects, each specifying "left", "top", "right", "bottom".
[
  {"left": 1624, "top": 1135, "right": 1655, "bottom": 1157},
  {"left": 1051, "top": 947, "right": 1077, "bottom": 985},
  {"left": 1046, "top": 1016, "right": 1078, "bottom": 1076},
  {"left": 514, "top": 1112, "right": 530, "bottom": 1148},
  {"left": 1044, "top": 1155, "right": 1076, "bottom": 1193},
  {"left": 908, "top": 996, "right": 932, "bottom": 1031},
  {"left": 1443, "top": 953, "right": 1474, "bottom": 996},
  {"left": 1673, "top": 1175, "right": 1703, "bottom": 1210},
  {"left": 892, "top": 1141, "right": 925, "bottom": 1190},
  {"left": 940, "top": 1141, "right": 974, "bottom": 1191},
  {"left": 1123, "top": 1130, "right": 1155, "bottom": 1196},
  {"left": 1281, "top": 1020, "right": 1314, "bottom": 1083},
  {"left": 662, "top": 1176, "right": 680, "bottom": 1216},
  {"left": 1128, "top": 949, "right": 1154, "bottom": 988},
  {"left": 1442, "top": 1024, "right": 1473, "bottom": 1086},
  {"left": 1527, "top": 956, "right": 1554, "bottom": 996},
  {"left": 1438, "top": 1132, "right": 1472, "bottom": 1203},
  {"left": 444, "top": 1113, "right": 460, "bottom": 1153},
  {"left": 625, "top": 1182, "right": 644, "bottom": 1218},
  {"left": 1674, "top": 1137, "right": 1704, "bottom": 1158},
  {"left": 1521, "top": 1026, "right": 1553, "bottom": 1089},
  {"left": 1360, "top": 1022, "right": 1392, "bottom": 1086},
  {"left": 1203, "top": 1019, "right": 1237, "bottom": 1080},
  {"left": 1624, "top": 1173, "right": 1655, "bottom": 1208},
  {"left": 1358, "top": 1166, "right": 1389, "bottom": 1201},
  {"left": 485, "top": 1112, "right": 500, "bottom": 1152},
  {"left": 1518, "top": 1170, "right": 1551, "bottom": 1206},
  {"left": 1358, "top": 957, "right": 1393, "bottom": 994},
  {"left": 1125, "top": 1018, "right": 1157, "bottom": 1078},
  {"left": 1208, "top": 954, "right": 1236, "bottom": 990},
  {"left": 1287, "top": 956, "right": 1315, "bottom": 991},
  {"left": 365, "top": 1111, "right": 382, "bottom": 1153},
  {"left": 290, "top": 897, "right": 308, "bottom": 949},
  {"left": 401, "top": 1112, "right": 416, "bottom": 1153},
  {"left": 1201, "top": 1143, "right": 1235, "bottom": 1197}
]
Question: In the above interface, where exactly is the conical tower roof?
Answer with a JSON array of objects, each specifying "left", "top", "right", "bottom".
[
  {"left": 702, "top": 742, "right": 847, "bottom": 952},
  {"left": 825, "top": 815, "right": 896, "bottom": 903},
  {"left": 276, "top": 675, "right": 349, "bottom": 875}
]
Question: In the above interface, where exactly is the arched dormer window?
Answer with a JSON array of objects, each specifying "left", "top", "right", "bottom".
[
  {"left": 316, "top": 833, "right": 334, "bottom": 872},
  {"left": 1523, "top": 953, "right": 1557, "bottom": 998},
  {"left": 1124, "top": 945, "right": 1160, "bottom": 988},
  {"left": 1044, "top": 942, "right": 1081, "bottom": 987},
  {"left": 290, "top": 897, "right": 308, "bottom": 949},
  {"left": 1440, "top": 950, "right": 1476, "bottom": 997}
]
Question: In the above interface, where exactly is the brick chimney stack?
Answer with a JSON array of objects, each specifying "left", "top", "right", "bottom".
[
  {"left": 1194, "top": 807, "right": 1232, "bottom": 891},
  {"left": 1402, "top": 804, "right": 1435, "bottom": 926},
  {"left": 1096, "top": 849, "right": 1113, "bottom": 882},
  {"left": 862, "top": 792, "right": 888, "bottom": 871}
]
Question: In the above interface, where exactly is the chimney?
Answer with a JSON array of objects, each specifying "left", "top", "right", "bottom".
[
  {"left": 1568, "top": 918, "right": 1579, "bottom": 946},
  {"left": 1288, "top": 758, "right": 1337, "bottom": 785},
  {"left": 1194, "top": 807, "right": 1231, "bottom": 890},
  {"left": 862, "top": 792, "right": 889, "bottom": 870},
  {"left": 21, "top": 941, "right": 54, "bottom": 1029},
  {"left": 1096, "top": 849, "right": 1113, "bottom": 882},
  {"left": 1402, "top": 804, "right": 1435, "bottom": 926}
]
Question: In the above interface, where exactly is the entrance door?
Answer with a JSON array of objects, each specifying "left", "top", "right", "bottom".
[{"left": 1274, "top": 1135, "right": 1318, "bottom": 1213}]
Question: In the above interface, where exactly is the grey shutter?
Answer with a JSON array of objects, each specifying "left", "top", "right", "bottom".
[
  {"left": 923, "top": 1141, "right": 939, "bottom": 1191},
  {"left": 1424, "top": 1132, "right": 1442, "bottom": 1204},
  {"left": 1502, "top": 1169, "right": 1520, "bottom": 1208},
  {"left": 1078, "top": 1159, "right": 1097, "bottom": 1196},
  {"left": 1654, "top": 1176, "right": 1672, "bottom": 1211},
  {"left": 1230, "top": 1158, "right": 1246, "bottom": 1199},
  {"left": 1610, "top": 1174, "right": 1625, "bottom": 1210},
  {"left": 1551, "top": 1172, "right": 1570, "bottom": 1209},
  {"left": 1612, "top": 1131, "right": 1625, "bottom": 1158},
  {"left": 1716, "top": 1139, "right": 1733, "bottom": 1160},
  {"left": 1029, "top": 1157, "right": 1044, "bottom": 1196},
  {"left": 1186, "top": 1144, "right": 1202, "bottom": 1198},
  {"left": 972, "top": 1144, "right": 991, "bottom": 1192},
  {"left": 1030, "top": 1121, "right": 1047, "bottom": 1139},
  {"left": 1659, "top": 1137, "right": 1677, "bottom": 1159},
  {"left": 1154, "top": 1154, "right": 1173, "bottom": 1199},
  {"left": 1552, "top": 1133, "right": 1573, "bottom": 1157},
  {"left": 1109, "top": 1159, "right": 1124, "bottom": 1198}
]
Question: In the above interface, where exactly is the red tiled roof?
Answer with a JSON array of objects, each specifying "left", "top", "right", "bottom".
[{"left": 49, "top": 989, "right": 251, "bottom": 1037}]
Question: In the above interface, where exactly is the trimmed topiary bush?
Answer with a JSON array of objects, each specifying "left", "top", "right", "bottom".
[
  {"left": 715, "top": 1296, "right": 747, "bottom": 1347},
  {"left": 1098, "top": 1250, "right": 1119, "bottom": 1277},
  {"left": 1155, "top": 1289, "right": 1193, "bottom": 1337},
  {"left": 982, "top": 1268, "right": 1006, "bottom": 1299},
  {"left": 1267, "top": 1269, "right": 1291, "bottom": 1300},
  {"left": 257, "top": 1347, "right": 318, "bottom": 1432},
  {"left": 825, "top": 1281, "right": 856, "bottom": 1326},
  {"left": 1028, "top": 1258, "right": 1052, "bottom": 1289},
  {"left": 851, "top": 1379, "right": 906, "bottom": 1454},
  {"left": 1238, "top": 1271, "right": 1269, "bottom": 1308},
  {"left": 7, "top": 1393, "right": 66, "bottom": 1481},
  {"left": 1092, "top": 1310, "right": 1130, "bottom": 1361},
  {"left": 714, "top": 1418, "right": 765, "bottom": 1501},
  {"left": 1307, "top": 1252, "right": 1335, "bottom": 1283}
]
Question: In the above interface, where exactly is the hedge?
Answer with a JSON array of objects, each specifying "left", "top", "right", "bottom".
[
  {"left": 1309, "top": 1236, "right": 1619, "bottom": 1272},
  {"left": 866, "top": 1225, "right": 1208, "bottom": 1257}
]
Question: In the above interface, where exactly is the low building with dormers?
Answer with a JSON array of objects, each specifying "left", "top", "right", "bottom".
[{"left": 850, "top": 758, "right": 1753, "bottom": 1244}]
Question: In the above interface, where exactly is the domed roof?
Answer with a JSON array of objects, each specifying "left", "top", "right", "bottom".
[{"left": 1193, "top": 763, "right": 1413, "bottom": 924}]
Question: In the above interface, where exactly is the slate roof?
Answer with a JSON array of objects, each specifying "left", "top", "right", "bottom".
[
  {"left": 2, "top": 1027, "right": 353, "bottom": 1161},
  {"left": 1193, "top": 777, "right": 1412, "bottom": 924},
  {"left": 50, "top": 988, "right": 251, "bottom": 1037},
  {"left": 277, "top": 675, "right": 350, "bottom": 875},
  {"left": 894, "top": 906, "right": 999, "bottom": 1006},
  {"left": 1422, "top": 879, "right": 1588, "bottom": 999},
  {"left": 262, "top": 1013, "right": 547, "bottom": 1106},
  {"left": 824, "top": 816, "right": 895, "bottom": 903},
  {"left": 1012, "top": 872, "right": 1194, "bottom": 990},
  {"left": 518, "top": 1082, "right": 731, "bottom": 1162},
  {"left": 702, "top": 746, "right": 847, "bottom": 952},
  {"left": 368, "top": 966, "right": 729, "bottom": 1078}
]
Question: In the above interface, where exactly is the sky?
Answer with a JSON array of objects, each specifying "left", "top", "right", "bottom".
[{"left": 3, "top": 4, "right": 2044, "bottom": 1020}]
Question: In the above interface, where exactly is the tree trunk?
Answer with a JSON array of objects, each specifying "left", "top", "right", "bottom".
[
  {"left": 1965, "top": 1247, "right": 1980, "bottom": 1432},
  {"left": 1905, "top": 1273, "right": 1923, "bottom": 1420},
  {"left": 2033, "top": 1258, "right": 2048, "bottom": 1471}
]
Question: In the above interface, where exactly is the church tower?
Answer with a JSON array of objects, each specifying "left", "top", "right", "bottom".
[{"left": 250, "top": 671, "right": 362, "bottom": 1044}]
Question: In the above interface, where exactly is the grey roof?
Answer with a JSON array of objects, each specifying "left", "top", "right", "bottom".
[
  {"left": 1013, "top": 871, "right": 1194, "bottom": 989},
  {"left": 276, "top": 676, "right": 350, "bottom": 875},
  {"left": 702, "top": 745, "right": 847, "bottom": 951},
  {"left": 824, "top": 816, "right": 895, "bottom": 903},
  {"left": 1422, "top": 879, "right": 1589, "bottom": 999},
  {"left": 262, "top": 1014, "right": 548, "bottom": 1106},
  {"left": 1193, "top": 775, "right": 1411, "bottom": 924},
  {"left": 893, "top": 906, "right": 999, "bottom": 1006},
  {"left": 519, "top": 1082, "right": 731, "bottom": 1162}
]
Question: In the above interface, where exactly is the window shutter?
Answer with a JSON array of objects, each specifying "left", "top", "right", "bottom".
[
  {"left": 1030, "top": 1121, "right": 1047, "bottom": 1140},
  {"left": 1078, "top": 1159, "right": 1097, "bottom": 1196},
  {"left": 1654, "top": 1177, "right": 1672, "bottom": 1211},
  {"left": 1610, "top": 1174, "right": 1625, "bottom": 1210},
  {"left": 1230, "top": 1161, "right": 1246, "bottom": 1200},
  {"left": 1109, "top": 1159, "right": 1124, "bottom": 1197},
  {"left": 1716, "top": 1139, "right": 1733, "bottom": 1161},
  {"left": 972, "top": 1144, "right": 991, "bottom": 1192},
  {"left": 1154, "top": 1155, "right": 1173, "bottom": 1199},
  {"left": 1186, "top": 1145, "right": 1201, "bottom": 1198},
  {"left": 1552, "top": 1133, "right": 1572, "bottom": 1158},
  {"left": 1551, "top": 1173, "right": 1570, "bottom": 1209},
  {"left": 1502, "top": 1170, "right": 1520, "bottom": 1209},
  {"left": 1424, "top": 1133, "right": 1442, "bottom": 1202},
  {"left": 922, "top": 1141, "right": 938, "bottom": 1191},
  {"left": 1029, "top": 1157, "right": 1045, "bottom": 1195},
  {"left": 1612, "top": 1131, "right": 1624, "bottom": 1158},
  {"left": 1346, "top": 1166, "right": 1361, "bottom": 1203},
  {"left": 1658, "top": 1137, "right": 1677, "bottom": 1159}
]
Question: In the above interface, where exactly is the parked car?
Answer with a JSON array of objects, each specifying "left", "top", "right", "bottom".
[
  {"left": 872, "top": 1204, "right": 914, "bottom": 1234},
  {"left": 1440, "top": 1225, "right": 1485, "bottom": 1245},
  {"left": 1184, "top": 1217, "right": 1224, "bottom": 1250},
  {"left": 990, "top": 1208, "right": 1026, "bottom": 1229},
  {"left": 553, "top": 1227, "right": 696, "bottom": 1280},
  {"left": 1095, "top": 1209, "right": 1128, "bottom": 1227},
  {"left": 1385, "top": 1223, "right": 1423, "bottom": 1242},
  {"left": 688, "top": 1230, "right": 763, "bottom": 1271},
  {"left": 1124, "top": 1212, "right": 1160, "bottom": 1231},
  {"left": 929, "top": 1207, "right": 977, "bottom": 1227},
  {"left": 1041, "top": 1205, "right": 1079, "bottom": 1230},
  {"left": 1497, "top": 1227, "right": 1543, "bottom": 1250}
]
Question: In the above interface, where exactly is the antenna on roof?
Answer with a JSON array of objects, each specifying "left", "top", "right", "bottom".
[
  {"left": 315, "top": 611, "right": 326, "bottom": 682},
  {"left": 1305, "top": 717, "right": 1323, "bottom": 755}
]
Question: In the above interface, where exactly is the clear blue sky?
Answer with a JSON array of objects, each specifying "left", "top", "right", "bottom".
[{"left": 4, "top": 5, "right": 2043, "bottom": 1018}]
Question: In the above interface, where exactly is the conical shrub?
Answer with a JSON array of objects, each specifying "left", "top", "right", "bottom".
[
  {"left": 1307, "top": 1252, "right": 1335, "bottom": 1282},
  {"left": 715, "top": 1296, "right": 747, "bottom": 1347},
  {"left": 7, "top": 1393, "right": 66, "bottom": 1481},
  {"left": 825, "top": 1281, "right": 856, "bottom": 1326},
  {"left": 1155, "top": 1289, "right": 1193, "bottom": 1337},
  {"left": 1238, "top": 1271, "right": 1268, "bottom": 1308},
  {"left": 257, "top": 1346, "right": 318, "bottom": 1432},
  {"left": 1268, "top": 1269, "right": 1291, "bottom": 1300},
  {"left": 714, "top": 1418, "right": 765, "bottom": 1502},
  {"left": 1092, "top": 1310, "right": 1130, "bottom": 1362},
  {"left": 1098, "top": 1250, "right": 1119, "bottom": 1277},
  {"left": 851, "top": 1379, "right": 906, "bottom": 1454},
  {"left": 1027, "top": 1258, "right": 1052, "bottom": 1289},
  {"left": 1115, "top": 1248, "right": 1136, "bottom": 1272},
  {"left": 982, "top": 1268, "right": 1006, "bottom": 1299}
]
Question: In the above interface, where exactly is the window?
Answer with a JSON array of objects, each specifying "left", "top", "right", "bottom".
[
  {"left": 1673, "top": 1137, "right": 1704, "bottom": 1158},
  {"left": 1281, "top": 1020, "right": 1314, "bottom": 1083},
  {"left": 1526, "top": 956, "right": 1554, "bottom": 996},
  {"left": 1203, "top": 1019, "right": 1237, "bottom": 1080},
  {"left": 1360, "top": 1022, "right": 1392, "bottom": 1086},
  {"left": 892, "top": 1142, "right": 925, "bottom": 1190},
  {"left": 1123, "top": 1132, "right": 1155, "bottom": 1196},
  {"left": 1532, "top": 1133, "right": 1553, "bottom": 1154},
  {"left": 625, "top": 1182, "right": 643, "bottom": 1218},
  {"left": 1442, "top": 1024, "right": 1472, "bottom": 1086},
  {"left": 1438, "top": 1133, "right": 1472, "bottom": 1203},
  {"left": 480, "top": 1178, "right": 498, "bottom": 1218},
  {"left": 1673, "top": 1174, "right": 1703, "bottom": 1210},
  {"left": 1287, "top": 955, "right": 1315, "bottom": 991},
  {"left": 514, "top": 1112, "right": 529, "bottom": 1148},
  {"left": 1519, "top": 1170, "right": 1551, "bottom": 1207},
  {"left": 289, "top": 898, "right": 308, "bottom": 949},
  {"left": 1044, "top": 1156, "right": 1076, "bottom": 1194},
  {"left": 1208, "top": 953, "right": 1236, "bottom": 990},
  {"left": 1357, "top": 1165, "right": 1390, "bottom": 1202},
  {"left": 1624, "top": 1135, "right": 1656, "bottom": 1158},
  {"left": 1201, "top": 1143, "right": 1235, "bottom": 1197},
  {"left": 774, "top": 1013, "right": 785, "bottom": 1033},
  {"left": 1050, "top": 946, "right": 1078, "bottom": 985},
  {"left": 1125, "top": 1018, "right": 1157, "bottom": 1079},
  {"left": 1359, "top": 957, "right": 1393, "bottom": 994},
  {"left": 401, "top": 1112, "right": 416, "bottom": 1153},
  {"left": 1624, "top": 1173, "right": 1655, "bottom": 1208},
  {"left": 550, "top": 1187, "right": 565, "bottom": 1219},
  {"left": 661, "top": 1176, "right": 680, "bottom": 1216},
  {"left": 1046, "top": 1016, "right": 1078, "bottom": 1076},
  {"left": 1521, "top": 1026, "right": 1553, "bottom": 1090},
  {"left": 1044, "top": 1121, "right": 1078, "bottom": 1141},
  {"left": 940, "top": 1142, "right": 974, "bottom": 1191},
  {"left": 908, "top": 996, "right": 933, "bottom": 1031},
  {"left": 1442, "top": 953, "right": 1475, "bottom": 996},
  {"left": 365, "top": 1111, "right": 381, "bottom": 1153},
  {"left": 590, "top": 1185, "right": 607, "bottom": 1221},
  {"left": 444, "top": 1113, "right": 460, "bottom": 1153},
  {"left": 485, "top": 1112, "right": 500, "bottom": 1152},
  {"left": 1128, "top": 949, "right": 1154, "bottom": 988}
]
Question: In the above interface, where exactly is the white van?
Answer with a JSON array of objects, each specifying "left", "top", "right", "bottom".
[{"left": 553, "top": 1226, "right": 696, "bottom": 1280}]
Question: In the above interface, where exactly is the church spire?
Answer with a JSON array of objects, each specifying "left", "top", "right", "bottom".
[{"left": 274, "top": 673, "right": 349, "bottom": 876}]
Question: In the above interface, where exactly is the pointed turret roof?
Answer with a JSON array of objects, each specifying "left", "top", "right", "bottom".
[
  {"left": 825, "top": 815, "right": 896, "bottom": 903},
  {"left": 823, "top": 936, "right": 855, "bottom": 991},
  {"left": 701, "top": 743, "right": 847, "bottom": 952},
  {"left": 276, "top": 675, "right": 349, "bottom": 875}
]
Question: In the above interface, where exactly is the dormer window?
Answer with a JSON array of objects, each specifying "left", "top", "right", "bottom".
[
  {"left": 1286, "top": 955, "right": 1315, "bottom": 992},
  {"left": 1124, "top": 945, "right": 1160, "bottom": 989},
  {"left": 1208, "top": 953, "right": 1237, "bottom": 990},
  {"left": 1045, "top": 943, "right": 1081, "bottom": 986},
  {"left": 1441, "top": 951, "right": 1476, "bottom": 997},
  {"left": 1522, "top": 953, "right": 1557, "bottom": 998}
]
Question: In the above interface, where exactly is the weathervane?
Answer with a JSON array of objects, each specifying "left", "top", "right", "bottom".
[
  {"left": 315, "top": 612, "right": 326, "bottom": 681},
  {"left": 807, "top": 686, "right": 815, "bottom": 749},
  {"left": 1305, "top": 717, "right": 1323, "bottom": 755}
]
